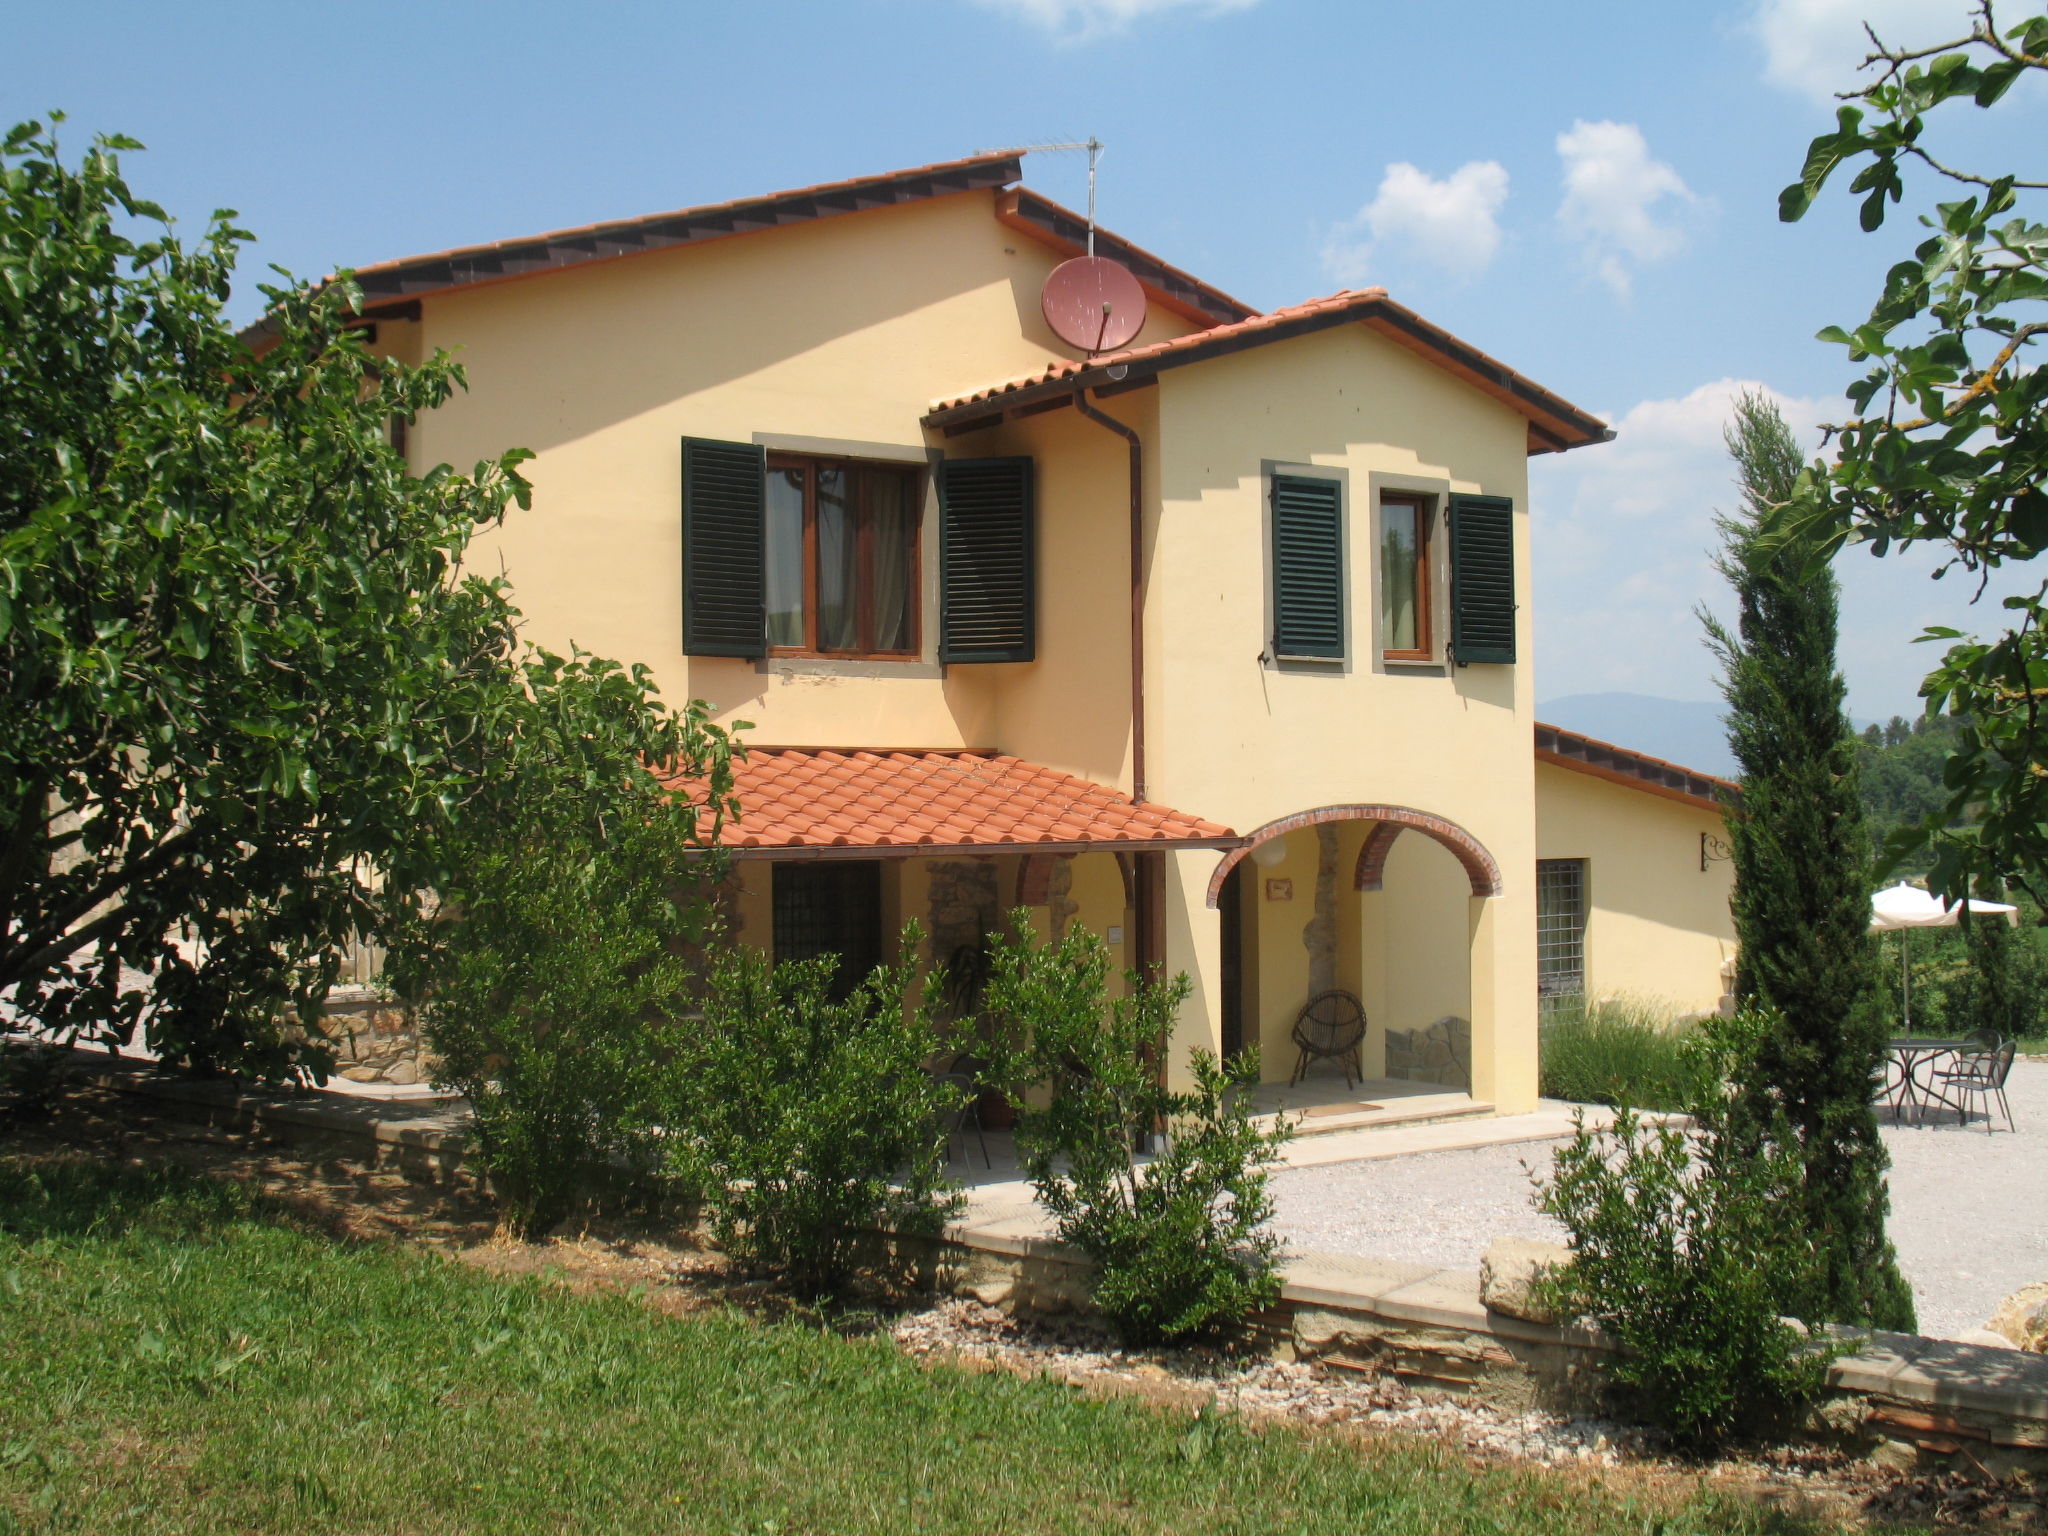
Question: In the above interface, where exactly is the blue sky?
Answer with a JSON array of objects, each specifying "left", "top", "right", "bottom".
[{"left": 7, "top": 0, "right": 2040, "bottom": 719}]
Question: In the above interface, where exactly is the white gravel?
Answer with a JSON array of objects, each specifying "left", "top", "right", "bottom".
[
  {"left": 1268, "top": 1060, "right": 2048, "bottom": 1341},
  {"left": 890, "top": 1296, "right": 1662, "bottom": 1470}
]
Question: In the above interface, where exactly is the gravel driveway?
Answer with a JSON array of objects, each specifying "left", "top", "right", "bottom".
[{"left": 1268, "top": 1059, "right": 2048, "bottom": 1340}]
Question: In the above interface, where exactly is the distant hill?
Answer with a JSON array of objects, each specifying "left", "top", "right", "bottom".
[{"left": 1536, "top": 693, "right": 1737, "bottom": 779}]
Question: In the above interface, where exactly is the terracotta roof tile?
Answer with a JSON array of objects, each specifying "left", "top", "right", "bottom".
[
  {"left": 1534, "top": 722, "right": 1738, "bottom": 811},
  {"left": 931, "top": 288, "right": 1390, "bottom": 414},
  {"left": 923, "top": 287, "right": 1613, "bottom": 456},
  {"left": 666, "top": 748, "right": 1236, "bottom": 854}
]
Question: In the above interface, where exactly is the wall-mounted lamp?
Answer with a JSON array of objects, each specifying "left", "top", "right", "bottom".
[
  {"left": 1250, "top": 839, "right": 1290, "bottom": 870},
  {"left": 1700, "top": 831, "right": 1732, "bottom": 872}
]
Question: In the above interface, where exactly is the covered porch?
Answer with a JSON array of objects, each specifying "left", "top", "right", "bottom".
[
  {"left": 701, "top": 746, "right": 1237, "bottom": 1001},
  {"left": 1201, "top": 804, "right": 1511, "bottom": 1100}
]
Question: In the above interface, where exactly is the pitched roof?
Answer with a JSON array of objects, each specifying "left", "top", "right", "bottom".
[
  {"left": 340, "top": 151, "right": 1025, "bottom": 311},
  {"left": 677, "top": 748, "right": 1238, "bottom": 857},
  {"left": 1535, "top": 722, "right": 1737, "bottom": 812},
  {"left": 247, "top": 152, "right": 1252, "bottom": 336},
  {"left": 922, "top": 287, "right": 1614, "bottom": 456}
]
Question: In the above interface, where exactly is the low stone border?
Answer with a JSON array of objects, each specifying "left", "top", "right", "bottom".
[
  {"left": 64, "top": 1049, "right": 470, "bottom": 1187},
  {"left": 53, "top": 1047, "right": 2048, "bottom": 1477}
]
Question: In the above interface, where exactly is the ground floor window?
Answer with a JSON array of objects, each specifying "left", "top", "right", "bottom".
[
  {"left": 772, "top": 860, "right": 884, "bottom": 1000},
  {"left": 1536, "top": 858, "right": 1587, "bottom": 1011}
]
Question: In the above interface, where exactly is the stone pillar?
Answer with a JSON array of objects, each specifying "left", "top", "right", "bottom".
[
  {"left": 1303, "top": 823, "right": 1339, "bottom": 999},
  {"left": 925, "top": 859, "right": 1000, "bottom": 966}
]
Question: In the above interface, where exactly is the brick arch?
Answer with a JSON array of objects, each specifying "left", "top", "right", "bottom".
[{"left": 1204, "top": 804, "right": 1502, "bottom": 908}]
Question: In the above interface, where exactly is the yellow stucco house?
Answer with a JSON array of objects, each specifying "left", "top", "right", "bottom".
[{"left": 336, "top": 151, "right": 1736, "bottom": 1116}]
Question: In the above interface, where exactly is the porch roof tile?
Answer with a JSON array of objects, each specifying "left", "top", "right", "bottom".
[{"left": 677, "top": 748, "right": 1238, "bottom": 856}]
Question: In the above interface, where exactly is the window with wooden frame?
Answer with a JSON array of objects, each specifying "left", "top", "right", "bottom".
[
  {"left": 764, "top": 454, "right": 921, "bottom": 659},
  {"left": 1379, "top": 492, "right": 1434, "bottom": 661}
]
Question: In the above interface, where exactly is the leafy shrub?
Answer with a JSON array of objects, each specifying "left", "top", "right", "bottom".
[
  {"left": 1536, "top": 1013, "right": 1838, "bottom": 1451},
  {"left": 983, "top": 918, "right": 1291, "bottom": 1343},
  {"left": 671, "top": 931, "right": 960, "bottom": 1297},
  {"left": 395, "top": 794, "right": 707, "bottom": 1240},
  {"left": 1538, "top": 995, "right": 1710, "bottom": 1111}
]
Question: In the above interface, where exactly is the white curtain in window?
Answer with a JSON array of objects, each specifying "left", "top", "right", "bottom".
[
  {"left": 869, "top": 473, "right": 913, "bottom": 653},
  {"left": 816, "top": 468, "right": 858, "bottom": 650},
  {"left": 765, "top": 467, "right": 806, "bottom": 648},
  {"left": 1380, "top": 505, "right": 1419, "bottom": 652}
]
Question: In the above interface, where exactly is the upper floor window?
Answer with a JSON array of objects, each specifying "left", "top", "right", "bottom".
[
  {"left": 765, "top": 454, "right": 920, "bottom": 658},
  {"left": 1379, "top": 492, "right": 1433, "bottom": 661},
  {"left": 682, "top": 439, "right": 1035, "bottom": 665},
  {"left": 1268, "top": 471, "right": 1346, "bottom": 662}
]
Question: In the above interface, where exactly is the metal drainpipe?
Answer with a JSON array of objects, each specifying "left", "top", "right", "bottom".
[
  {"left": 1070, "top": 386, "right": 1146, "bottom": 806},
  {"left": 1070, "top": 384, "right": 1166, "bottom": 1002}
]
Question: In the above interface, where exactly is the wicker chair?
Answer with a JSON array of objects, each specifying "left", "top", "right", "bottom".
[{"left": 1289, "top": 990, "right": 1368, "bottom": 1089}]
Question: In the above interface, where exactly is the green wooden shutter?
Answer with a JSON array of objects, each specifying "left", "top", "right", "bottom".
[
  {"left": 681, "top": 437, "right": 766, "bottom": 658},
  {"left": 938, "top": 456, "right": 1035, "bottom": 664},
  {"left": 1449, "top": 493, "right": 1516, "bottom": 665},
  {"left": 1270, "top": 473, "right": 1345, "bottom": 660}
]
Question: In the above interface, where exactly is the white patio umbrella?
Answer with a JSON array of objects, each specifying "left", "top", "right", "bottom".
[{"left": 1868, "top": 882, "right": 2019, "bottom": 1029}]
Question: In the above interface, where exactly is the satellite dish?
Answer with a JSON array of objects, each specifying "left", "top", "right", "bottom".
[{"left": 1041, "top": 256, "right": 1147, "bottom": 354}]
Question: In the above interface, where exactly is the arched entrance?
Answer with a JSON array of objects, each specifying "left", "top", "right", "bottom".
[
  {"left": 1205, "top": 805, "right": 1501, "bottom": 1095},
  {"left": 1206, "top": 804, "right": 1502, "bottom": 906}
]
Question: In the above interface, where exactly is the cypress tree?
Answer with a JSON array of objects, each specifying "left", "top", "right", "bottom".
[{"left": 1703, "top": 391, "right": 1915, "bottom": 1332}]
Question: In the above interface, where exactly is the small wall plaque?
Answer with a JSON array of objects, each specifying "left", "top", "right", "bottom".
[{"left": 1265, "top": 878, "right": 1293, "bottom": 902}]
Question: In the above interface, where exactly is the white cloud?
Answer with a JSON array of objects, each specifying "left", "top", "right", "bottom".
[
  {"left": 1752, "top": 0, "right": 1975, "bottom": 102},
  {"left": 1320, "top": 160, "right": 1510, "bottom": 288},
  {"left": 972, "top": 0, "right": 1258, "bottom": 43},
  {"left": 1554, "top": 120, "right": 1698, "bottom": 298},
  {"left": 1530, "top": 378, "right": 2039, "bottom": 720}
]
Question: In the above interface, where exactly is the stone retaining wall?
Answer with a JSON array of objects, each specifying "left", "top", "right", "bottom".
[
  {"left": 310, "top": 988, "right": 434, "bottom": 1086},
  {"left": 71, "top": 1049, "right": 2048, "bottom": 1479}
]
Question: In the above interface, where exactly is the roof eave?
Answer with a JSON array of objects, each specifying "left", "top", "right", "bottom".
[
  {"left": 1535, "top": 722, "right": 1738, "bottom": 813},
  {"left": 921, "top": 296, "right": 1612, "bottom": 455},
  {"left": 235, "top": 151, "right": 1027, "bottom": 348},
  {"left": 718, "top": 833, "right": 1243, "bottom": 860}
]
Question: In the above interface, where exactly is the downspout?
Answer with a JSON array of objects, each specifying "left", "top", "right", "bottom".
[
  {"left": 1071, "top": 384, "right": 1168, "bottom": 1010},
  {"left": 1071, "top": 386, "right": 1146, "bottom": 805},
  {"left": 1072, "top": 383, "right": 1167, "bottom": 1116}
]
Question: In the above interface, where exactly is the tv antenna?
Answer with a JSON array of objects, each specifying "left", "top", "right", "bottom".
[
  {"left": 985, "top": 138, "right": 1105, "bottom": 254},
  {"left": 982, "top": 138, "right": 1141, "bottom": 354}
]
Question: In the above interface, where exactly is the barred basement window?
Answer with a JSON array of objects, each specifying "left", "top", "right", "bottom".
[
  {"left": 1536, "top": 858, "right": 1587, "bottom": 1011},
  {"left": 771, "top": 860, "right": 884, "bottom": 1002}
]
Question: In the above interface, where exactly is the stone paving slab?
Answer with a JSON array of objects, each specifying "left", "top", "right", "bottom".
[{"left": 1274, "top": 1101, "right": 1649, "bottom": 1169}]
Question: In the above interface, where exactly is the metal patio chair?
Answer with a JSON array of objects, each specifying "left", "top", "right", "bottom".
[
  {"left": 1289, "top": 990, "right": 1368, "bottom": 1089},
  {"left": 1935, "top": 1036, "right": 2017, "bottom": 1134},
  {"left": 1872, "top": 1052, "right": 1911, "bottom": 1122},
  {"left": 929, "top": 1070, "right": 991, "bottom": 1168}
]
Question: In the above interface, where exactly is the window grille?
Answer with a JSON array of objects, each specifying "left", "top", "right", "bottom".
[
  {"left": 772, "top": 860, "right": 884, "bottom": 1001},
  {"left": 1536, "top": 858, "right": 1587, "bottom": 1011}
]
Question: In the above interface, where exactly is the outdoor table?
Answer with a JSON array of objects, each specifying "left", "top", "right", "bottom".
[{"left": 1886, "top": 1037, "right": 1973, "bottom": 1123}]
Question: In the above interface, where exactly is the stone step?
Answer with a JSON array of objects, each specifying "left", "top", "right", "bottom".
[{"left": 1259, "top": 1095, "right": 1496, "bottom": 1139}]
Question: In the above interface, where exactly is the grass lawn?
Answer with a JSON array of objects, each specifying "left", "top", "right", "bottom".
[{"left": 1, "top": 1154, "right": 1862, "bottom": 1535}]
